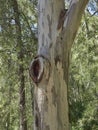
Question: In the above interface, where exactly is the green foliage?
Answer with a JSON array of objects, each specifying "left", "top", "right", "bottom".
[
  {"left": 69, "top": 12, "right": 98, "bottom": 130},
  {"left": 0, "top": 0, "right": 37, "bottom": 129}
]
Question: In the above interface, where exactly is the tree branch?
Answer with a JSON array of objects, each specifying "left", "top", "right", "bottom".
[
  {"left": 63, "top": 0, "right": 89, "bottom": 49},
  {"left": 21, "top": 11, "right": 38, "bottom": 41},
  {"left": 84, "top": 13, "right": 89, "bottom": 37}
]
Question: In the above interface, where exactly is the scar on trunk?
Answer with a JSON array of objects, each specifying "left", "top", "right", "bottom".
[{"left": 29, "top": 56, "right": 44, "bottom": 84}]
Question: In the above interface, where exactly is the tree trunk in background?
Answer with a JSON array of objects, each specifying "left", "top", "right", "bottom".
[
  {"left": 6, "top": 58, "right": 12, "bottom": 130},
  {"left": 12, "top": 0, "right": 27, "bottom": 130},
  {"left": 29, "top": 0, "right": 89, "bottom": 130}
]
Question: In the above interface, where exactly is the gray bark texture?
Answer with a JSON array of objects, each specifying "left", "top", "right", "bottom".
[{"left": 29, "top": 0, "right": 89, "bottom": 130}]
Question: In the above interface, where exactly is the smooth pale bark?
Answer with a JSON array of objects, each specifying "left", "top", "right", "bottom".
[{"left": 30, "top": 0, "right": 89, "bottom": 130}]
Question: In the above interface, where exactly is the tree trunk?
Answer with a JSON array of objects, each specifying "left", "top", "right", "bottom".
[
  {"left": 12, "top": 0, "right": 27, "bottom": 130},
  {"left": 29, "top": 0, "right": 89, "bottom": 130}
]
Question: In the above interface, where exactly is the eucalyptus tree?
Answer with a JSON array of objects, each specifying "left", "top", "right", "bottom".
[{"left": 29, "top": 0, "right": 89, "bottom": 130}]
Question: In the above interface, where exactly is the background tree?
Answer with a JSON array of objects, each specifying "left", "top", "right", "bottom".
[{"left": 0, "top": 0, "right": 37, "bottom": 129}]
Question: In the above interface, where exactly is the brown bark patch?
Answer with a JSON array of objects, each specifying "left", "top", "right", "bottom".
[
  {"left": 45, "top": 125, "right": 50, "bottom": 130},
  {"left": 44, "top": 96, "right": 48, "bottom": 112},
  {"left": 51, "top": 86, "right": 57, "bottom": 107},
  {"left": 55, "top": 55, "right": 60, "bottom": 66}
]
